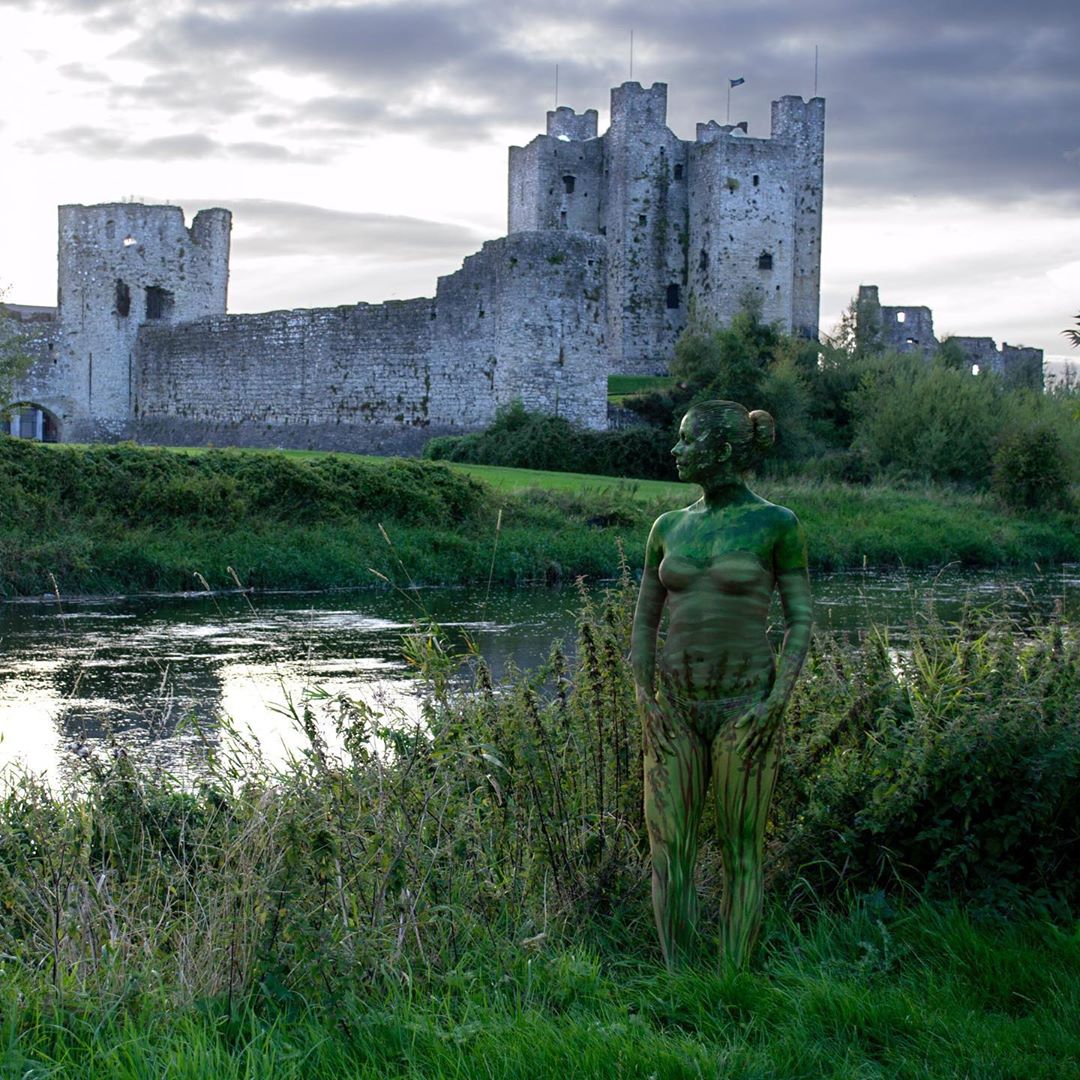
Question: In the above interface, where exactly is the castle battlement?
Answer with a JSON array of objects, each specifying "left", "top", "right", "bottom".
[{"left": 510, "top": 80, "right": 825, "bottom": 368}]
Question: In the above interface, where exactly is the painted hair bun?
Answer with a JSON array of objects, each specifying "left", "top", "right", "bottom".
[{"left": 749, "top": 409, "right": 775, "bottom": 453}]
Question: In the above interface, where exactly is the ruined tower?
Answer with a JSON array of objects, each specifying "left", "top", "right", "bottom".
[{"left": 56, "top": 203, "right": 230, "bottom": 437}]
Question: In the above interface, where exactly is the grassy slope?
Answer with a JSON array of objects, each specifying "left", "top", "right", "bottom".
[{"left": 1, "top": 441, "right": 1077, "bottom": 596}]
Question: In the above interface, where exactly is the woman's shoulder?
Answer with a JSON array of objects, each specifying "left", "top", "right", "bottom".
[{"left": 746, "top": 495, "right": 802, "bottom": 533}]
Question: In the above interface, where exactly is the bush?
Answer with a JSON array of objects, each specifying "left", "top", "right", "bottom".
[
  {"left": 0, "top": 439, "right": 491, "bottom": 529},
  {"left": 423, "top": 401, "right": 677, "bottom": 480},
  {"left": 774, "top": 613, "right": 1080, "bottom": 913},
  {"left": 849, "top": 357, "right": 1004, "bottom": 485},
  {"left": 992, "top": 427, "right": 1072, "bottom": 511}
]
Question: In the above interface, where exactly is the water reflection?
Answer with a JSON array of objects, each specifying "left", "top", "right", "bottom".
[{"left": 0, "top": 568, "right": 1074, "bottom": 782}]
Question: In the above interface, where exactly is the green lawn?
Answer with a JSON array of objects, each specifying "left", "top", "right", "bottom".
[{"left": 607, "top": 374, "right": 675, "bottom": 404}]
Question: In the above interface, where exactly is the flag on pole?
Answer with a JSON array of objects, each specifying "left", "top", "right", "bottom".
[{"left": 729, "top": 77, "right": 745, "bottom": 88}]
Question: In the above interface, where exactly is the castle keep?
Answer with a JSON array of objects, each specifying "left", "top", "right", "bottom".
[{"left": 4, "top": 81, "right": 825, "bottom": 450}]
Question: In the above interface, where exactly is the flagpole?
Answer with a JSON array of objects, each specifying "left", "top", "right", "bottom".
[{"left": 727, "top": 82, "right": 731, "bottom": 124}]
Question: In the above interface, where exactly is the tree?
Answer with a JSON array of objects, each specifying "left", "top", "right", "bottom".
[
  {"left": 0, "top": 285, "right": 33, "bottom": 418},
  {"left": 1063, "top": 312, "right": 1080, "bottom": 349}
]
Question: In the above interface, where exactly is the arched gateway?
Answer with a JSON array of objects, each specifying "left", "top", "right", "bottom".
[{"left": 1, "top": 403, "right": 61, "bottom": 442}]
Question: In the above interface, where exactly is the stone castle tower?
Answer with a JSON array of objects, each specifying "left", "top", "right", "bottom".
[
  {"left": 509, "top": 82, "right": 825, "bottom": 373},
  {"left": 55, "top": 203, "right": 231, "bottom": 437}
]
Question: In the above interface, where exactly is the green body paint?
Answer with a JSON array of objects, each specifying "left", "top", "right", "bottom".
[{"left": 631, "top": 401, "right": 812, "bottom": 970}]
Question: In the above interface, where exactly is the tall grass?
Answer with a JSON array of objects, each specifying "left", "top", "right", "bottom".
[{"left": 0, "top": 579, "right": 1077, "bottom": 1073}]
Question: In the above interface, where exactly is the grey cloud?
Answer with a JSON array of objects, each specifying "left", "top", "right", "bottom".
[
  {"left": 56, "top": 61, "right": 111, "bottom": 84},
  {"left": 14, "top": 0, "right": 1080, "bottom": 206},
  {"left": 32, "top": 126, "right": 311, "bottom": 162},
  {"left": 222, "top": 199, "right": 486, "bottom": 259}
]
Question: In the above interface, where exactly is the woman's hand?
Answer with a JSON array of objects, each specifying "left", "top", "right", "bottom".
[{"left": 734, "top": 699, "right": 783, "bottom": 762}]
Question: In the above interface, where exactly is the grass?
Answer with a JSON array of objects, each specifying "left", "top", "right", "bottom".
[
  {"left": 2, "top": 438, "right": 1078, "bottom": 597},
  {"left": 607, "top": 374, "right": 676, "bottom": 405},
  {"left": 5, "top": 905, "right": 1077, "bottom": 1078}
]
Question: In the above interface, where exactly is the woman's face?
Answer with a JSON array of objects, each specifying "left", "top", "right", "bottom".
[{"left": 672, "top": 411, "right": 726, "bottom": 483}]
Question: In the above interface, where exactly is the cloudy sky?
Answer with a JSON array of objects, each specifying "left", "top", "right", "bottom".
[{"left": 1, "top": 0, "right": 1077, "bottom": 363}]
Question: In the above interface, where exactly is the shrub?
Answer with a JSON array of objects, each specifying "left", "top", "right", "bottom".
[
  {"left": 774, "top": 613, "right": 1080, "bottom": 913},
  {"left": 423, "top": 401, "right": 676, "bottom": 481},
  {"left": 992, "top": 427, "right": 1071, "bottom": 512}
]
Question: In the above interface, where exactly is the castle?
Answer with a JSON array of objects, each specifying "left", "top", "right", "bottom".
[{"left": 3, "top": 81, "right": 824, "bottom": 450}]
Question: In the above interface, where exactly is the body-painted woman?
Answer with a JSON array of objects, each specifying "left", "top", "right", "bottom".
[{"left": 631, "top": 400, "right": 812, "bottom": 970}]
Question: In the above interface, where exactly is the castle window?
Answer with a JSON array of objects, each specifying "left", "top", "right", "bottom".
[
  {"left": 638, "top": 214, "right": 647, "bottom": 226},
  {"left": 598, "top": 226, "right": 606, "bottom": 236},
  {"left": 145, "top": 286, "right": 174, "bottom": 320},
  {"left": 115, "top": 279, "right": 130, "bottom": 318},
  {"left": 752, "top": 174, "right": 759, "bottom": 187},
  {"left": 896, "top": 311, "right": 907, "bottom": 323},
  {"left": 562, "top": 175, "right": 576, "bottom": 194},
  {"left": 673, "top": 164, "right": 684, "bottom": 180},
  {"left": 560, "top": 211, "right": 567, "bottom": 227},
  {"left": 666, "top": 284, "right": 681, "bottom": 309},
  {"left": 122, "top": 236, "right": 137, "bottom": 247},
  {"left": 699, "top": 249, "right": 709, "bottom": 272},
  {"left": 906, "top": 337, "right": 918, "bottom": 346},
  {"left": 757, "top": 252, "right": 773, "bottom": 271}
]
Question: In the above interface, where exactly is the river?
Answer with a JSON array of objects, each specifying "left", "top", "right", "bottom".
[{"left": 1, "top": 566, "right": 1075, "bottom": 781}]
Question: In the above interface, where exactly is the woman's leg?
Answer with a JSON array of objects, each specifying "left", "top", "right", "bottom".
[
  {"left": 642, "top": 699, "right": 710, "bottom": 969},
  {"left": 711, "top": 727, "right": 782, "bottom": 970}
]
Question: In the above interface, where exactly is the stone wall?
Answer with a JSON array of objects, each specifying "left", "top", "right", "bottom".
[
  {"left": 129, "top": 230, "right": 608, "bottom": 452},
  {"left": 855, "top": 285, "right": 1044, "bottom": 386},
  {"left": 509, "top": 81, "right": 825, "bottom": 375}
]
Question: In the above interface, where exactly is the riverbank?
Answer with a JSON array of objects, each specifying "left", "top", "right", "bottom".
[
  {"left": 2, "top": 589, "right": 1077, "bottom": 1077},
  {"left": 2, "top": 439, "right": 1077, "bottom": 596}
]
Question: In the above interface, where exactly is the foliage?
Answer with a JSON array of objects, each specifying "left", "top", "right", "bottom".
[
  {"left": 0, "top": 287, "right": 33, "bottom": 414},
  {"left": 848, "top": 354, "right": 1004, "bottom": 485},
  {"left": 0, "top": 438, "right": 490, "bottom": 530},
  {"left": 775, "top": 611, "right": 1080, "bottom": 912},
  {"left": 992, "top": 427, "right": 1072, "bottom": 512},
  {"left": 423, "top": 400, "right": 676, "bottom": 481},
  {"left": 1063, "top": 312, "right": 1080, "bottom": 349}
]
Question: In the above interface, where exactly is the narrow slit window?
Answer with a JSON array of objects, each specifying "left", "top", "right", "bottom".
[
  {"left": 673, "top": 163, "right": 684, "bottom": 180},
  {"left": 666, "top": 284, "right": 681, "bottom": 309},
  {"left": 562, "top": 175, "right": 576, "bottom": 194},
  {"left": 757, "top": 252, "right": 773, "bottom": 270},
  {"left": 115, "top": 279, "right": 130, "bottom": 317}
]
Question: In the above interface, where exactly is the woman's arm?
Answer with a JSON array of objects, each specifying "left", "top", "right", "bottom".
[
  {"left": 630, "top": 515, "right": 668, "bottom": 705},
  {"left": 738, "top": 512, "right": 812, "bottom": 758}
]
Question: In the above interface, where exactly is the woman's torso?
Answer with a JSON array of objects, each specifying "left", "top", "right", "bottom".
[{"left": 657, "top": 500, "right": 780, "bottom": 700}]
